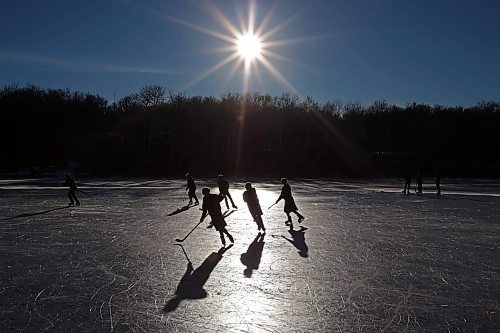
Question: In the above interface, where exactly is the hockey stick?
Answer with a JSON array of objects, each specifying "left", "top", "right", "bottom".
[
  {"left": 175, "top": 220, "right": 204, "bottom": 243},
  {"left": 267, "top": 202, "right": 278, "bottom": 210},
  {"left": 174, "top": 243, "right": 192, "bottom": 263}
]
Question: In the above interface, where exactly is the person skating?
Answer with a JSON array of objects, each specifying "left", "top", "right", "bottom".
[
  {"left": 243, "top": 182, "right": 265, "bottom": 232},
  {"left": 64, "top": 173, "right": 80, "bottom": 206},
  {"left": 217, "top": 174, "right": 238, "bottom": 209},
  {"left": 274, "top": 178, "right": 304, "bottom": 224},
  {"left": 403, "top": 169, "right": 411, "bottom": 195},
  {"left": 435, "top": 169, "right": 441, "bottom": 196},
  {"left": 416, "top": 170, "right": 423, "bottom": 195},
  {"left": 186, "top": 173, "right": 199, "bottom": 205},
  {"left": 200, "top": 188, "right": 234, "bottom": 246}
]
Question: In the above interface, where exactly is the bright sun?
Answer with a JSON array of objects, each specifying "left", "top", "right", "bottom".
[
  {"left": 237, "top": 33, "right": 262, "bottom": 61},
  {"left": 176, "top": 1, "right": 299, "bottom": 94}
]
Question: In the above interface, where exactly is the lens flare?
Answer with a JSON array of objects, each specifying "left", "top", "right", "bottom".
[
  {"left": 168, "top": 1, "right": 305, "bottom": 95},
  {"left": 237, "top": 33, "right": 262, "bottom": 61}
]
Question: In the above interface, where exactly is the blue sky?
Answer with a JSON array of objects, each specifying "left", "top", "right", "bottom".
[{"left": 1, "top": 0, "right": 499, "bottom": 106}]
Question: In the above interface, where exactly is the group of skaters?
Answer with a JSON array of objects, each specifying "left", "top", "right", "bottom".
[
  {"left": 403, "top": 169, "right": 441, "bottom": 196},
  {"left": 63, "top": 170, "right": 443, "bottom": 248},
  {"left": 186, "top": 173, "right": 305, "bottom": 246}
]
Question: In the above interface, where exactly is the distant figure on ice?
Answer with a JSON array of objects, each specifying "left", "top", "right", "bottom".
[
  {"left": 217, "top": 174, "right": 238, "bottom": 209},
  {"left": 275, "top": 178, "right": 304, "bottom": 224},
  {"left": 240, "top": 233, "right": 265, "bottom": 277},
  {"left": 64, "top": 173, "right": 80, "bottom": 206},
  {"left": 403, "top": 169, "right": 412, "bottom": 195},
  {"left": 200, "top": 188, "right": 234, "bottom": 246},
  {"left": 416, "top": 170, "right": 423, "bottom": 195},
  {"left": 186, "top": 173, "right": 199, "bottom": 205},
  {"left": 435, "top": 169, "right": 441, "bottom": 196},
  {"left": 243, "top": 182, "right": 265, "bottom": 232}
]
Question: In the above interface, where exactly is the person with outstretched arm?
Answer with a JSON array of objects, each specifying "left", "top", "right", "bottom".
[
  {"left": 275, "top": 178, "right": 304, "bottom": 224},
  {"left": 200, "top": 188, "right": 234, "bottom": 246}
]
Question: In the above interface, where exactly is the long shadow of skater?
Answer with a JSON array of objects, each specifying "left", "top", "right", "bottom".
[
  {"left": 282, "top": 225, "right": 309, "bottom": 258},
  {"left": 240, "top": 233, "right": 265, "bottom": 277},
  {"left": 167, "top": 204, "right": 195, "bottom": 216},
  {"left": 164, "top": 244, "right": 233, "bottom": 312},
  {"left": 2, "top": 206, "right": 68, "bottom": 220}
]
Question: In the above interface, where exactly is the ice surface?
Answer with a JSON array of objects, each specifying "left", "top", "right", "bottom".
[{"left": 1, "top": 178, "right": 499, "bottom": 332}]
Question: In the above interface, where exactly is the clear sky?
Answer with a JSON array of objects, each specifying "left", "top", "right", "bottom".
[{"left": 1, "top": 0, "right": 499, "bottom": 106}]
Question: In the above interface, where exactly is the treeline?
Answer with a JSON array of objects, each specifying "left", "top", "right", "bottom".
[{"left": 1, "top": 84, "right": 499, "bottom": 177}]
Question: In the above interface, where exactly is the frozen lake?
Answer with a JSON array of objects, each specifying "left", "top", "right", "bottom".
[{"left": 1, "top": 178, "right": 499, "bottom": 332}]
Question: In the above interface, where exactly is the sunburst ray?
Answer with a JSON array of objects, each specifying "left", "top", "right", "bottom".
[
  {"left": 257, "top": 56, "right": 297, "bottom": 93},
  {"left": 183, "top": 53, "right": 240, "bottom": 90}
]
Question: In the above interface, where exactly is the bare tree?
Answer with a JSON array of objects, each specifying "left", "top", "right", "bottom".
[
  {"left": 116, "top": 94, "right": 140, "bottom": 112},
  {"left": 168, "top": 90, "right": 187, "bottom": 110},
  {"left": 136, "top": 84, "right": 165, "bottom": 108}
]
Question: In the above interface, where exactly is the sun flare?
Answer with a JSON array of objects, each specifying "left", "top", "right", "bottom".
[
  {"left": 173, "top": 1, "right": 302, "bottom": 94},
  {"left": 237, "top": 33, "right": 262, "bottom": 61}
]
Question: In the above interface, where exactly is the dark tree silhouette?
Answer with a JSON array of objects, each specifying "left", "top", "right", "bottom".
[{"left": 1, "top": 84, "right": 499, "bottom": 177}]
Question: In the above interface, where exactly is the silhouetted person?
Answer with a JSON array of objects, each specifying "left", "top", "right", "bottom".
[
  {"left": 283, "top": 225, "right": 308, "bottom": 257},
  {"left": 275, "top": 178, "right": 304, "bottom": 224},
  {"left": 403, "top": 169, "right": 411, "bottom": 194},
  {"left": 164, "top": 246, "right": 230, "bottom": 312},
  {"left": 200, "top": 188, "right": 234, "bottom": 246},
  {"left": 416, "top": 170, "right": 423, "bottom": 195},
  {"left": 217, "top": 174, "right": 237, "bottom": 209},
  {"left": 240, "top": 233, "right": 265, "bottom": 277},
  {"left": 186, "top": 173, "right": 199, "bottom": 205},
  {"left": 243, "top": 182, "right": 265, "bottom": 232},
  {"left": 64, "top": 173, "right": 80, "bottom": 206},
  {"left": 435, "top": 169, "right": 441, "bottom": 196}
]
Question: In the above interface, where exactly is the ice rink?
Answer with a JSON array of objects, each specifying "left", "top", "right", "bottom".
[{"left": 1, "top": 178, "right": 499, "bottom": 332}]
